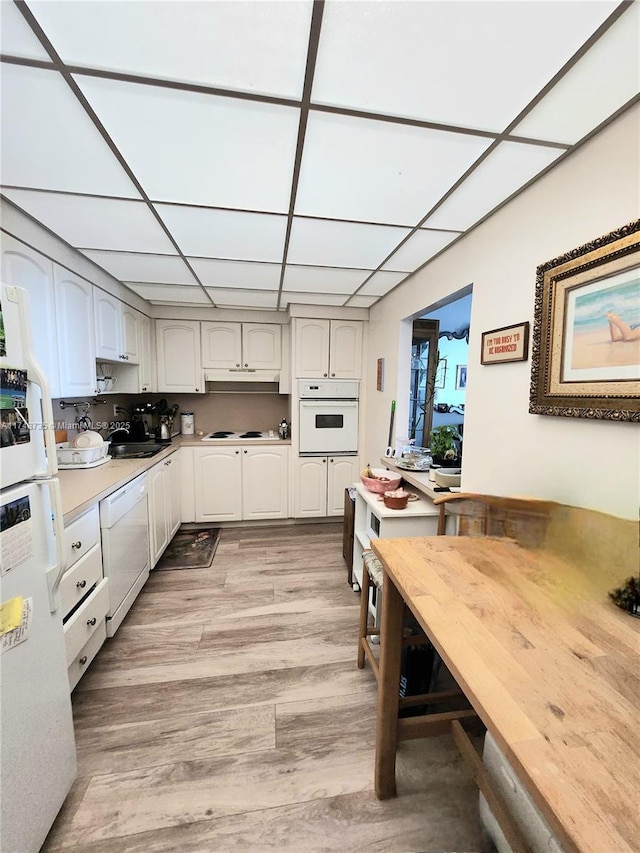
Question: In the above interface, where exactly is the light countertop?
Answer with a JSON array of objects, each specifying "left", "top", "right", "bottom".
[
  {"left": 58, "top": 435, "right": 291, "bottom": 523},
  {"left": 377, "top": 457, "right": 441, "bottom": 502}
]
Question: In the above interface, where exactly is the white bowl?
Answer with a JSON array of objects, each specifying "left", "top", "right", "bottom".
[{"left": 434, "top": 468, "right": 461, "bottom": 488}]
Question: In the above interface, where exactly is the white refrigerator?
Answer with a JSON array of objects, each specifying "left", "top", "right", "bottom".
[{"left": 0, "top": 283, "right": 77, "bottom": 852}]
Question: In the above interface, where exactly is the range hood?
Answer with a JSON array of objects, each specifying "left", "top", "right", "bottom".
[{"left": 204, "top": 369, "right": 280, "bottom": 384}]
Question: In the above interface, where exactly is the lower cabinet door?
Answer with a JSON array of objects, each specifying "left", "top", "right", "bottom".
[
  {"left": 148, "top": 462, "right": 169, "bottom": 565},
  {"left": 326, "top": 456, "right": 359, "bottom": 516},
  {"left": 242, "top": 446, "right": 288, "bottom": 520},
  {"left": 167, "top": 452, "right": 182, "bottom": 537},
  {"left": 293, "top": 456, "right": 327, "bottom": 518},
  {"left": 194, "top": 447, "right": 242, "bottom": 521}
]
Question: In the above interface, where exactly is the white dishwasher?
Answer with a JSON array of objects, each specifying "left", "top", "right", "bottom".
[{"left": 100, "top": 473, "right": 150, "bottom": 636}]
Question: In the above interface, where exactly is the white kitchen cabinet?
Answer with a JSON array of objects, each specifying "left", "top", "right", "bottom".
[
  {"left": 193, "top": 445, "right": 288, "bottom": 522},
  {"left": 148, "top": 453, "right": 181, "bottom": 567},
  {"left": 294, "top": 455, "right": 359, "bottom": 518},
  {"left": 156, "top": 319, "right": 203, "bottom": 393},
  {"left": 60, "top": 504, "right": 108, "bottom": 691},
  {"left": 138, "top": 313, "right": 154, "bottom": 393},
  {"left": 294, "top": 319, "right": 362, "bottom": 379},
  {"left": 94, "top": 289, "right": 141, "bottom": 365},
  {"left": 193, "top": 446, "right": 242, "bottom": 522},
  {"left": 121, "top": 305, "right": 140, "bottom": 363},
  {"left": 94, "top": 289, "right": 121, "bottom": 361},
  {"left": 54, "top": 266, "right": 97, "bottom": 398},
  {"left": 0, "top": 234, "right": 61, "bottom": 397},
  {"left": 201, "top": 321, "right": 281, "bottom": 370},
  {"left": 241, "top": 446, "right": 288, "bottom": 520}
]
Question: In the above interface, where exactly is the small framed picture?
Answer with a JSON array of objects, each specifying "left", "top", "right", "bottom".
[
  {"left": 481, "top": 322, "right": 530, "bottom": 365},
  {"left": 455, "top": 364, "right": 467, "bottom": 389}
]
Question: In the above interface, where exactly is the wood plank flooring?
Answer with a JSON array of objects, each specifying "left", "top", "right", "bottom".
[{"left": 43, "top": 523, "right": 486, "bottom": 852}]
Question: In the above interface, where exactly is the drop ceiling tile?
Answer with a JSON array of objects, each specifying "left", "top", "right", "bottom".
[
  {"left": 423, "top": 142, "right": 564, "bottom": 232},
  {"left": 3, "top": 190, "right": 175, "bottom": 253},
  {"left": 0, "top": 65, "right": 138, "bottom": 197},
  {"left": 313, "top": 1, "right": 618, "bottom": 131},
  {"left": 0, "top": 2, "right": 51, "bottom": 59},
  {"left": 347, "top": 295, "right": 377, "bottom": 308},
  {"left": 125, "top": 283, "right": 210, "bottom": 304},
  {"left": 282, "top": 265, "right": 370, "bottom": 294},
  {"left": 287, "top": 217, "right": 411, "bottom": 268},
  {"left": 206, "top": 288, "right": 278, "bottom": 309},
  {"left": 295, "top": 112, "right": 492, "bottom": 224},
  {"left": 81, "top": 251, "right": 197, "bottom": 285},
  {"left": 280, "top": 291, "right": 348, "bottom": 307},
  {"left": 74, "top": 76, "right": 299, "bottom": 211},
  {"left": 188, "top": 258, "right": 281, "bottom": 290},
  {"left": 513, "top": 3, "right": 640, "bottom": 144},
  {"left": 381, "top": 230, "right": 459, "bottom": 273},
  {"left": 29, "top": 1, "right": 313, "bottom": 98},
  {"left": 357, "top": 271, "right": 407, "bottom": 297},
  {"left": 156, "top": 205, "right": 287, "bottom": 262}
]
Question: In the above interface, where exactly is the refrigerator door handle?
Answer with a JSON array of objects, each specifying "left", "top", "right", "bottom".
[
  {"left": 15, "top": 285, "right": 58, "bottom": 478},
  {"left": 43, "top": 477, "right": 67, "bottom": 613}
]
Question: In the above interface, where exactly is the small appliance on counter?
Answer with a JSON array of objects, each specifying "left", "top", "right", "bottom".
[
  {"left": 278, "top": 418, "right": 290, "bottom": 439},
  {"left": 181, "top": 412, "right": 195, "bottom": 435}
]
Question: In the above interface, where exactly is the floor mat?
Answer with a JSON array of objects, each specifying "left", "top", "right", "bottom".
[{"left": 155, "top": 528, "right": 221, "bottom": 570}]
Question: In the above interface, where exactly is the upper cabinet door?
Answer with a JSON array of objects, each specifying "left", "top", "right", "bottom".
[
  {"left": 243, "top": 324, "right": 281, "bottom": 370},
  {"left": 329, "top": 321, "right": 362, "bottom": 379},
  {"left": 93, "top": 288, "right": 121, "bottom": 361},
  {"left": 54, "top": 267, "right": 97, "bottom": 397},
  {"left": 138, "top": 314, "right": 154, "bottom": 393},
  {"left": 294, "top": 318, "right": 330, "bottom": 378},
  {"left": 121, "top": 305, "right": 140, "bottom": 364},
  {"left": 156, "top": 319, "right": 203, "bottom": 393},
  {"left": 0, "top": 235, "right": 61, "bottom": 397},
  {"left": 201, "top": 322, "right": 242, "bottom": 369}
]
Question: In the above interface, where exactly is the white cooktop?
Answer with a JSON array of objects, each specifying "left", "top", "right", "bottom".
[{"left": 200, "top": 431, "right": 274, "bottom": 442}]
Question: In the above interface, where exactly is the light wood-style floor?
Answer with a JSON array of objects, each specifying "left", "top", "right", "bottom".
[{"left": 44, "top": 523, "right": 485, "bottom": 852}]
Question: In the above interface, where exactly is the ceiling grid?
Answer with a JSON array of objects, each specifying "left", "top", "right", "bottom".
[{"left": 0, "top": 0, "right": 637, "bottom": 310}]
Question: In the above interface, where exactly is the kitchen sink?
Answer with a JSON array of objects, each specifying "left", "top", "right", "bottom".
[{"left": 109, "top": 443, "right": 167, "bottom": 459}]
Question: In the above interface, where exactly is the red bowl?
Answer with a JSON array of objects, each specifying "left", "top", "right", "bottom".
[{"left": 383, "top": 492, "right": 409, "bottom": 509}]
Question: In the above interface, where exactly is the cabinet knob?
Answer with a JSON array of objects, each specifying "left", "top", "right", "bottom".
[
  {"left": 87, "top": 617, "right": 97, "bottom": 627},
  {"left": 235, "top": 450, "right": 239, "bottom": 454},
  {"left": 79, "top": 655, "right": 88, "bottom": 666},
  {"left": 236, "top": 363, "right": 240, "bottom": 367},
  {"left": 323, "top": 373, "right": 328, "bottom": 377},
  {"left": 72, "top": 540, "right": 82, "bottom": 549},
  {"left": 329, "top": 458, "right": 333, "bottom": 463},
  {"left": 195, "top": 388, "right": 199, "bottom": 392},
  {"left": 331, "top": 372, "right": 335, "bottom": 377},
  {"left": 76, "top": 579, "right": 87, "bottom": 589},
  {"left": 243, "top": 449, "right": 247, "bottom": 454},
  {"left": 244, "top": 363, "right": 248, "bottom": 367},
  {"left": 323, "top": 458, "right": 326, "bottom": 463}
]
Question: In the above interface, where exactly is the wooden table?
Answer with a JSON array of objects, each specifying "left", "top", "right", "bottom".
[{"left": 372, "top": 521, "right": 640, "bottom": 853}]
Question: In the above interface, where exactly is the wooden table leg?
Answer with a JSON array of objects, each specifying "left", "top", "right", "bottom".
[{"left": 374, "top": 570, "right": 404, "bottom": 799}]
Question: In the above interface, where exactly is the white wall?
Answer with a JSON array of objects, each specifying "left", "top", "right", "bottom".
[{"left": 364, "top": 105, "right": 639, "bottom": 520}]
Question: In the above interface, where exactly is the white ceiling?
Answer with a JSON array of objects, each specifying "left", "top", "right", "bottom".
[{"left": 1, "top": 0, "right": 638, "bottom": 312}]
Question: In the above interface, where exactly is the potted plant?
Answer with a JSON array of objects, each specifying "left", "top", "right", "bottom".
[{"left": 429, "top": 424, "right": 460, "bottom": 467}]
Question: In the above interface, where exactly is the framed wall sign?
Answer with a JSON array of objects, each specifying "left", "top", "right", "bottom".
[
  {"left": 481, "top": 322, "right": 529, "bottom": 365},
  {"left": 455, "top": 364, "right": 467, "bottom": 389},
  {"left": 529, "top": 219, "right": 640, "bottom": 422}
]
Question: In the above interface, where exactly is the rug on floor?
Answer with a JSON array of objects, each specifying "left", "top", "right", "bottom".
[{"left": 155, "top": 528, "right": 221, "bottom": 570}]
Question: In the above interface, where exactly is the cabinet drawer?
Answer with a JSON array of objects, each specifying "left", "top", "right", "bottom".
[
  {"left": 63, "top": 577, "right": 109, "bottom": 665},
  {"left": 63, "top": 505, "right": 100, "bottom": 570},
  {"left": 68, "top": 620, "right": 107, "bottom": 691},
  {"left": 59, "top": 543, "right": 103, "bottom": 620}
]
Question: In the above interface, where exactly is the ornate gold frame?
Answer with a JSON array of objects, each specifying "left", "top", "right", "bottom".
[{"left": 529, "top": 220, "right": 640, "bottom": 422}]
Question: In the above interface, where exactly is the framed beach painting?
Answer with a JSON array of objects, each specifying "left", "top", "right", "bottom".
[{"left": 529, "top": 219, "right": 640, "bottom": 422}]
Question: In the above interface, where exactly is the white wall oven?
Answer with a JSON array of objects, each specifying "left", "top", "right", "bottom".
[{"left": 298, "top": 380, "right": 359, "bottom": 455}]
